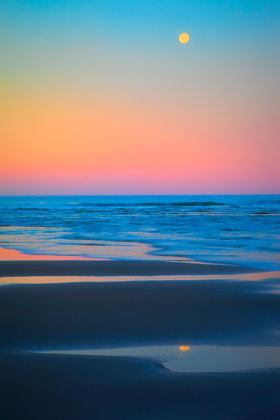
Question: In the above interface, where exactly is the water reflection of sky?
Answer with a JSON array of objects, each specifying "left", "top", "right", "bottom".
[
  {"left": 2, "top": 272, "right": 280, "bottom": 285},
  {"left": 0, "top": 233, "right": 189, "bottom": 262},
  {"left": 42, "top": 345, "right": 280, "bottom": 373},
  {"left": 0, "top": 247, "right": 104, "bottom": 261}
]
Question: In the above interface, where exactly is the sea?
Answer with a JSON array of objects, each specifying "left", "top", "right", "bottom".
[{"left": 0, "top": 195, "right": 279, "bottom": 270}]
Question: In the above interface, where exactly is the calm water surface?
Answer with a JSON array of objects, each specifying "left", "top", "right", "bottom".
[{"left": 44, "top": 345, "right": 280, "bottom": 373}]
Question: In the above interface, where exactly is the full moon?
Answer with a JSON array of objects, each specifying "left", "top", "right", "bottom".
[{"left": 179, "top": 33, "right": 190, "bottom": 44}]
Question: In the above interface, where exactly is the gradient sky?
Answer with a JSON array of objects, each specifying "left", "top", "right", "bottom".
[{"left": 1, "top": 0, "right": 279, "bottom": 194}]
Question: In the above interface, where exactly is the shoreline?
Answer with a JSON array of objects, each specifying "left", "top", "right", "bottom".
[{"left": 1, "top": 263, "right": 280, "bottom": 419}]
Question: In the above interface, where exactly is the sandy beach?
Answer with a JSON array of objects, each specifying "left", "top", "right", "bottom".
[
  {"left": 1, "top": 276, "right": 280, "bottom": 350},
  {"left": 1, "top": 261, "right": 280, "bottom": 419},
  {"left": 0, "top": 258, "right": 265, "bottom": 278},
  {"left": 1, "top": 197, "right": 280, "bottom": 419},
  {"left": 1, "top": 351, "right": 280, "bottom": 420}
]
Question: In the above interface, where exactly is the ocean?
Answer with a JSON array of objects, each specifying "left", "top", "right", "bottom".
[{"left": 0, "top": 195, "right": 279, "bottom": 270}]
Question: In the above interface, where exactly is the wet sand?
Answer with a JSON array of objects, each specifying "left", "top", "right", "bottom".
[
  {"left": 1, "top": 352, "right": 280, "bottom": 420},
  {"left": 1, "top": 262, "right": 280, "bottom": 419},
  {"left": 1, "top": 280, "right": 280, "bottom": 351},
  {"left": 0, "top": 259, "right": 265, "bottom": 278}
]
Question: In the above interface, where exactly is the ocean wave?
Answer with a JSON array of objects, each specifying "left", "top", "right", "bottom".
[
  {"left": 258, "top": 246, "right": 280, "bottom": 253},
  {"left": 252, "top": 199, "right": 280, "bottom": 205},
  {"left": 78, "top": 201, "right": 226, "bottom": 208},
  {"left": 250, "top": 212, "right": 280, "bottom": 216},
  {"left": 1, "top": 195, "right": 280, "bottom": 269},
  {"left": 15, "top": 207, "right": 50, "bottom": 211},
  {"left": 169, "top": 201, "right": 226, "bottom": 206}
]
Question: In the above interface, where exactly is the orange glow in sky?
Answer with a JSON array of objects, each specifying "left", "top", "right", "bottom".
[
  {"left": 1, "top": 0, "right": 279, "bottom": 194},
  {"left": 1, "top": 87, "right": 278, "bottom": 194}
]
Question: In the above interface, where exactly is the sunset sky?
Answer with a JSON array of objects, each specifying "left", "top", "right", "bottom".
[{"left": 1, "top": 0, "right": 279, "bottom": 194}]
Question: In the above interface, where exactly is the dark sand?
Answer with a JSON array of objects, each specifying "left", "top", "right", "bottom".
[
  {"left": 0, "top": 259, "right": 265, "bottom": 278},
  {"left": 1, "top": 352, "right": 280, "bottom": 420},
  {"left": 1, "top": 262, "right": 280, "bottom": 419},
  {"left": 1, "top": 280, "right": 280, "bottom": 350}
]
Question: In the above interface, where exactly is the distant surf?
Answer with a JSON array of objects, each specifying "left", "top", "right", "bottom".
[{"left": 0, "top": 195, "right": 279, "bottom": 269}]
